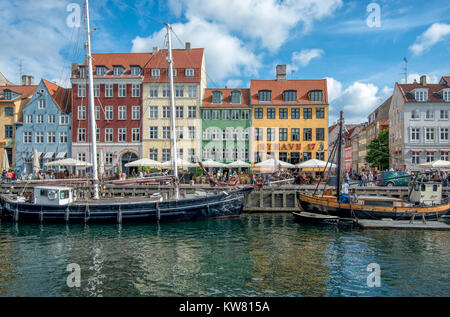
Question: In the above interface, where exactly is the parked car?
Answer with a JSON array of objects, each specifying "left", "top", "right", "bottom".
[{"left": 377, "top": 171, "right": 412, "bottom": 186}]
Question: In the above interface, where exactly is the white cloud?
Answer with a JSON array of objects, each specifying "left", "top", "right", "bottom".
[
  {"left": 225, "top": 79, "right": 243, "bottom": 88},
  {"left": 291, "top": 49, "right": 324, "bottom": 69},
  {"left": 410, "top": 23, "right": 450, "bottom": 55},
  {"left": 406, "top": 73, "right": 439, "bottom": 84}
]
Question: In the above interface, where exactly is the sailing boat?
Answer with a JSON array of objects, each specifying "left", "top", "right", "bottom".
[
  {"left": 0, "top": 0, "right": 252, "bottom": 223},
  {"left": 296, "top": 111, "right": 449, "bottom": 220}
]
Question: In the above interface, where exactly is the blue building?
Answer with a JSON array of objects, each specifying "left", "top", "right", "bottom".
[{"left": 15, "top": 79, "right": 72, "bottom": 175}]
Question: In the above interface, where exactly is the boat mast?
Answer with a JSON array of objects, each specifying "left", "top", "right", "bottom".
[
  {"left": 336, "top": 110, "right": 343, "bottom": 201},
  {"left": 85, "top": 0, "right": 99, "bottom": 199},
  {"left": 166, "top": 24, "right": 180, "bottom": 199}
]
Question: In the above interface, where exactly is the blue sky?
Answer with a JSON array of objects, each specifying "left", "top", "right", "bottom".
[{"left": 1, "top": 0, "right": 449, "bottom": 123}]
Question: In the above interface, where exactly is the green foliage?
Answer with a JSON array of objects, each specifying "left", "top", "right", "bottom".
[{"left": 366, "top": 129, "right": 389, "bottom": 170}]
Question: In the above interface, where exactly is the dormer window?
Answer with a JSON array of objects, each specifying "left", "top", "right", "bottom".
[
  {"left": 96, "top": 66, "right": 106, "bottom": 76},
  {"left": 212, "top": 91, "right": 223, "bottom": 104},
  {"left": 3, "top": 90, "right": 12, "bottom": 100},
  {"left": 79, "top": 67, "right": 86, "bottom": 78},
  {"left": 258, "top": 90, "right": 271, "bottom": 102},
  {"left": 131, "top": 66, "right": 141, "bottom": 76},
  {"left": 443, "top": 89, "right": 450, "bottom": 102},
  {"left": 151, "top": 69, "right": 160, "bottom": 77},
  {"left": 173, "top": 69, "right": 177, "bottom": 77},
  {"left": 309, "top": 90, "right": 323, "bottom": 102},
  {"left": 185, "top": 69, "right": 194, "bottom": 77},
  {"left": 415, "top": 89, "right": 428, "bottom": 102},
  {"left": 230, "top": 90, "right": 241, "bottom": 104},
  {"left": 284, "top": 90, "right": 297, "bottom": 102},
  {"left": 113, "top": 66, "right": 124, "bottom": 76}
]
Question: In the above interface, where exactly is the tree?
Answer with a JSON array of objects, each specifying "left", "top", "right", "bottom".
[{"left": 366, "top": 129, "right": 389, "bottom": 170}]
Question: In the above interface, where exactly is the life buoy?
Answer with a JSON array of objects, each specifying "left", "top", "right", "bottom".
[{"left": 48, "top": 190, "right": 58, "bottom": 200}]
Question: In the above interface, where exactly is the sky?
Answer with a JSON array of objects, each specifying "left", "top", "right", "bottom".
[{"left": 1, "top": 0, "right": 449, "bottom": 124}]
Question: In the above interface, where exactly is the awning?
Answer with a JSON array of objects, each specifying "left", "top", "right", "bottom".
[
  {"left": 440, "top": 150, "right": 450, "bottom": 153},
  {"left": 56, "top": 152, "right": 67, "bottom": 159},
  {"left": 426, "top": 149, "right": 437, "bottom": 153},
  {"left": 43, "top": 152, "right": 54, "bottom": 159},
  {"left": 411, "top": 150, "right": 422, "bottom": 153}
]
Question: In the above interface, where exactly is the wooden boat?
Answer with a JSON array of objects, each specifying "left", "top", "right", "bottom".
[
  {"left": 292, "top": 211, "right": 339, "bottom": 225},
  {"left": 297, "top": 111, "right": 450, "bottom": 221}
]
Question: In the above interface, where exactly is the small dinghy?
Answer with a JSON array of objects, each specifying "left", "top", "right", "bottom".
[{"left": 292, "top": 211, "right": 339, "bottom": 225}]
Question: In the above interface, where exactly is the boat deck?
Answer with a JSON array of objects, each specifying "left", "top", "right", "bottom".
[{"left": 355, "top": 219, "right": 450, "bottom": 230}]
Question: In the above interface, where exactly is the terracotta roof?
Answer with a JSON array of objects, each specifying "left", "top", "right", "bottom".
[
  {"left": 42, "top": 79, "right": 72, "bottom": 113},
  {"left": 202, "top": 88, "right": 250, "bottom": 108},
  {"left": 250, "top": 79, "right": 328, "bottom": 105},
  {"left": 397, "top": 82, "right": 448, "bottom": 102},
  {"left": 440, "top": 76, "right": 450, "bottom": 86},
  {"left": 0, "top": 85, "right": 37, "bottom": 102},
  {"left": 143, "top": 48, "right": 204, "bottom": 83}
]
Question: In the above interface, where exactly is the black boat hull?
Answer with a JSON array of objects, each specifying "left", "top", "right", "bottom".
[{"left": 0, "top": 188, "right": 252, "bottom": 223}]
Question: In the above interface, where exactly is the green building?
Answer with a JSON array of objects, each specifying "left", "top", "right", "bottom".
[{"left": 201, "top": 88, "right": 250, "bottom": 163}]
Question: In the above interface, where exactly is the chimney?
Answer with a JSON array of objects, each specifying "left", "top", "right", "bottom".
[
  {"left": 71, "top": 63, "right": 79, "bottom": 76},
  {"left": 152, "top": 46, "right": 159, "bottom": 55},
  {"left": 185, "top": 42, "right": 191, "bottom": 50},
  {"left": 420, "top": 75, "right": 427, "bottom": 86},
  {"left": 276, "top": 64, "right": 286, "bottom": 81},
  {"left": 21, "top": 75, "right": 34, "bottom": 86}
]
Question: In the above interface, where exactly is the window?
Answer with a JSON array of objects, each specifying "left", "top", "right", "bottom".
[
  {"left": 105, "top": 84, "right": 113, "bottom": 97},
  {"left": 132, "top": 106, "right": 140, "bottom": 120},
  {"left": 149, "top": 127, "right": 158, "bottom": 139},
  {"left": 222, "top": 129, "right": 230, "bottom": 141},
  {"left": 279, "top": 152, "right": 288, "bottom": 162},
  {"left": 172, "top": 69, "right": 177, "bottom": 77},
  {"left": 188, "top": 85, "right": 197, "bottom": 98},
  {"left": 38, "top": 99, "right": 45, "bottom": 109},
  {"left": 411, "top": 109, "right": 420, "bottom": 119},
  {"left": 132, "top": 128, "right": 140, "bottom": 142},
  {"left": 203, "top": 110, "right": 210, "bottom": 120},
  {"left": 113, "top": 66, "right": 123, "bottom": 76},
  {"left": 118, "top": 106, "right": 127, "bottom": 120},
  {"left": 188, "top": 127, "right": 196, "bottom": 139},
  {"left": 163, "top": 126, "right": 170, "bottom": 139},
  {"left": 241, "top": 110, "right": 249, "bottom": 120},
  {"left": 425, "top": 128, "right": 435, "bottom": 142},
  {"left": 132, "top": 84, "right": 140, "bottom": 97},
  {"left": 175, "top": 85, "right": 184, "bottom": 97},
  {"left": 255, "top": 108, "right": 263, "bottom": 119},
  {"left": 255, "top": 128, "right": 263, "bottom": 141},
  {"left": 176, "top": 106, "right": 184, "bottom": 118},
  {"left": 279, "top": 128, "right": 287, "bottom": 141},
  {"left": 118, "top": 84, "right": 126, "bottom": 97},
  {"left": 232, "top": 128, "right": 239, "bottom": 141},
  {"left": 242, "top": 148, "right": 249, "bottom": 161},
  {"left": 441, "top": 152, "right": 449, "bottom": 161},
  {"left": 222, "top": 110, "right": 230, "bottom": 120},
  {"left": 77, "top": 128, "right": 86, "bottom": 142},
  {"left": 26, "top": 115, "right": 33, "bottom": 124},
  {"left": 231, "top": 91, "right": 241, "bottom": 104},
  {"left": 36, "top": 114, "right": 44, "bottom": 124},
  {"left": 304, "top": 108, "right": 312, "bottom": 119},
  {"left": 78, "top": 106, "right": 86, "bottom": 120},
  {"left": 60, "top": 115, "right": 69, "bottom": 125},
  {"left": 316, "top": 128, "right": 324, "bottom": 141},
  {"left": 151, "top": 69, "right": 160, "bottom": 77},
  {"left": 267, "top": 108, "right": 276, "bottom": 119},
  {"left": 149, "top": 106, "right": 158, "bottom": 119},
  {"left": 149, "top": 85, "right": 158, "bottom": 98},
  {"left": 178, "top": 149, "right": 184, "bottom": 160},
  {"left": 291, "top": 128, "right": 300, "bottom": 141},
  {"left": 4, "top": 107, "right": 13, "bottom": 116},
  {"left": 176, "top": 126, "right": 184, "bottom": 139},
  {"left": 316, "top": 152, "right": 325, "bottom": 160},
  {"left": 185, "top": 68, "right": 194, "bottom": 77},
  {"left": 212, "top": 110, "right": 220, "bottom": 120},
  {"left": 78, "top": 84, "right": 86, "bottom": 97},
  {"left": 23, "top": 131, "right": 32, "bottom": 143},
  {"left": 258, "top": 90, "right": 271, "bottom": 102},
  {"left": 411, "top": 128, "right": 420, "bottom": 141},
  {"left": 162, "top": 106, "right": 170, "bottom": 118},
  {"left": 440, "top": 110, "right": 449, "bottom": 119},
  {"left": 46, "top": 131, "right": 56, "bottom": 143},
  {"left": 203, "top": 129, "right": 211, "bottom": 140},
  {"left": 291, "top": 108, "right": 300, "bottom": 119},
  {"left": 105, "top": 128, "right": 113, "bottom": 142},
  {"left": 78, "top": 153, "right": 86, "bottom": 162},
  {"left": 231, "top": 110, "right": 239, "bottom": 120},
  {"left": 118, "top": 128, "right": 127, "bottom": 142},
  {"left": 59, "top": 131, "right": 68, "bottom": 143},
  {"left": 149, "top": 149, "right": 158, "bottom": 161},
  {"left": 316, "top": 108, "right": 325, "bottom": 119},
  {"left": 444, "top": 90, "right": 450, "bottom": 102},
  {"left": 303, "top": 128, "right": 312, "bottom": 141},
  {"left": 188, "top": 106, "right": 197, "bottom": 118},
  {"left": 426, "top": 152, "right": 434, "bottom": 162},
  {"left": 105, "top": 152, "right": 113, "bottom": 165},
  {"left": 162, "top": 149, "right": 171, "bottom": 162},
  {"left": 95, "top": 106, "right": 100, "bottom": 120},
  {"left": 279, "top": 108, "right": 288, "bottom": 119},
  {"left": 79, "top": 67, "right": 86, "bottom": 78},
  {"left": 441, "top": 128, "right": 449, "bottom": 141},
  {"left": 309, "top": 90, "right": 323, "bottom": 102},
  {"left": 412, "top": 152, "right": 420, "bottom": 164},
  {"left": 162, "top": 85, "right": 169, "bottom": 98},
  {"left": 105, "top": 106, "right": 113, "bottom": 120},
  {"left": 96, "top": 66, "right": 106, "bottom": 76},
  {"left": 3, "top": 90, "right": 12, "bottom": 100},
  {"left": 303, "top": 152, "right": 312, "bottom": 161},
  {"left": 267, "top": 128, "right": 275, "bottom": 141},
  {"left": 212, "top": 91, "right": 222, "bottom": 104},
  {"left": 425, "top": 110, "right": 434, "bottom": 119},
  {"left": 415, "top": 90, "right": 427, "bottom": 101},
  {"left": 4, "top": 125, "right": 13, "bottom": 138},
  {"left": 254, "top": 152, "right": 262, "bottom": 163},
  {"left": 284, "top": 90, "right": 297, "bottom": 102},
  {"left": 212, "top": 128, "right": 220, "bottom": 140},
  {"left": 94, "top": 84, "right": 100, "bottom": 97},
  {"left": 232, "top": 149, "right": 238, "bottom": 161},
  {"left": 131, "top": 66, "right": 141, "bottom": 76}
]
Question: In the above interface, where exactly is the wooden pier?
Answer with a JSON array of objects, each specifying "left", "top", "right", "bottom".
[{"left": 354, "top": 219, "right": 450, "bottom": 230}]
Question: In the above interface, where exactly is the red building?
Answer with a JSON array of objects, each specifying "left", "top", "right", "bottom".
[{"left": 71, "top": 53, "right": 152, "bottom": 175}]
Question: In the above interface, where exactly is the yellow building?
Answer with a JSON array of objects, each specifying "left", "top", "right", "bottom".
[
  {"left": 0, "top": 83, "right": 37, "bottom": 171},
  {"left": 142, "top": 46, "right": 206, "bottom": 164},
  {"left": 250, "top": 65, "right": 329, "bottom": 165}
]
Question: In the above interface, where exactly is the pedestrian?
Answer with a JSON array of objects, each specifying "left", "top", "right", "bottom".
[
  {"left": 362, "top": 172, "right": 368, "bottom": 186},
  {"left": 302, "top": 172, "right": 306, "bottom": 184},
  {"left": 368, "top": 171, "right": 373, "bottom": 186},
  {"left": 358, "top": 173, "right": 363, "bottom": 186},
  {"left": 252, "top": 173, "right": 257, "bottom": 184}
]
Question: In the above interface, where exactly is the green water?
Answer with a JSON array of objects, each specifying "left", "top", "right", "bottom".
[{"left": 0, "top": 213, "right": 449, "bottom": 297}]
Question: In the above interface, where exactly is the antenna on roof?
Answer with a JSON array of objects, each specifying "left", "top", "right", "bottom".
[
  {"left": 403, "top": 57, "right": 408, "bottom": 84},
  {"left": 18, "top": 58, "right": 23, "bottom": 85}
]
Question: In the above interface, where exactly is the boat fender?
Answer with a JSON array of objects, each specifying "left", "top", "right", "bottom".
[{"left": 48, "top": 190, "right": 58, "bottom": 200}]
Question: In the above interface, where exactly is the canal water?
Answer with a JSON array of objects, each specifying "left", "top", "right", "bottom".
[{"left": 0, "top": 213, "right": 449, "bottom": 297}]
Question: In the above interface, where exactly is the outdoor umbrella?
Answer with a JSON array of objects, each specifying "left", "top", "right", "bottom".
[
  {"left": 227, "top": 160, "right": 251, "bottom": 168},
  {"left": 416, "top": 160, "right": 450, "bottom": 169},
  {"left": 296, "top": 159, "right": 337, "bottom": 169},
  {"left": 161, "top": 158, "right": 197, "bottom": 169},
  {"left": 254, "top": 158, "right": 295, "bottom": 169},
  {"left": 200, "top": 159, "right": 227, "bottom": 168},
  {"left": 1, "top": 149, "right": 9, "bottom": 171},
  {"left": 124, "top": 158, "right": 162, "bottom": 168},
  {"left": 44, "top": 158, "right": 93, "bottom": 167},
  {"left": 33, "top": 149, "right": 40, "bottom": 173}
]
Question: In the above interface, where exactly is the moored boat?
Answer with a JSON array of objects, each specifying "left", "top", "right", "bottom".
[{"left": 292, "top": 211, "right": 339, "bottom": 225}]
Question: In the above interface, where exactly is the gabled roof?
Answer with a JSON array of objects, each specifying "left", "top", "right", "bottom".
[
  {"left": 202, "top": 88, "right": 250, "bottom": 108},
  {"left": 250, "top": 79, "right": 328, "bottom": 105},
  {"left": 396, "top": 82, "right": 449, "bottom": 103},
  {"left": 0, "top": 85, "right": 37, "bottom": 103},
  {"left": 0, "top": 72, "right": 13, "bottom": 86},
  {"left": 440, "top": 76, "right": 450, "bottom": 86},
  {"left": 42, "top": 79, "right": 72, "bottom": 113}
]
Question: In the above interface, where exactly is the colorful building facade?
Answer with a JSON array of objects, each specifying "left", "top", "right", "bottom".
[
  {"left": 201, "top": 88, "right": 251, "bottom": 163},
  {"left": 250, "top": 65, "right": 329, "bottom": 165}
]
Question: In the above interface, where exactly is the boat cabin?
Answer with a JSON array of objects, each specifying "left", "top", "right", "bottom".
[
  {"left": 33, "top": 186, "right": 74, "bottom": 206},
  {"left": 409, "top": 182, "right": 442, "bottom": 206}
]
